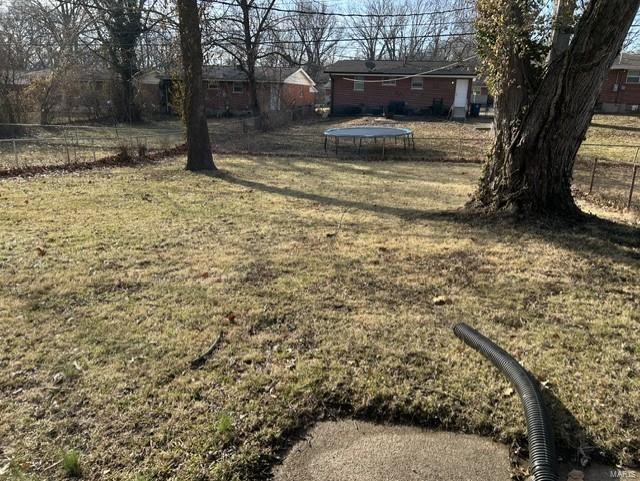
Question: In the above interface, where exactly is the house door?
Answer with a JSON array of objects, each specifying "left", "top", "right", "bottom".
[
  {"left": 270, "top": 85, "right": 280, "bottom": 111},
  {"left": 453, "top": 79, "right": 469, "bottom": 109}
]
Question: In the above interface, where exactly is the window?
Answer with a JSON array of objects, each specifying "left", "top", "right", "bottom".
[
  {"left": 626, "top": 70, "right": 640, "bottom": 84},
  {"left": 208, "top": 80, "right": 220, "bottom": 90},
  {"left": 353, "top": 76, "right": 364, "bottom": 91},
  {"left": 233, "top": 81, "right": 244, "bottom": 93},
  {"left": 411, "top": 77, "right": 423, "bottom": 90},
  {"left": 382, "top": 77, "right": 396, "bottom": 86}
]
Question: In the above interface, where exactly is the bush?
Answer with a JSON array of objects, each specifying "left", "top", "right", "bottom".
[
  {"left": 334, "top": 105, "right": 362, "bottom": 116},
  {"left": 387, "top": 101, "right": 406, "bottom": 116}
]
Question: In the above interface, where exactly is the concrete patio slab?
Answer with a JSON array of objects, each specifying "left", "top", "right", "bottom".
[{"left": 272, "top": 420, "right": 512, "bottom": 481}]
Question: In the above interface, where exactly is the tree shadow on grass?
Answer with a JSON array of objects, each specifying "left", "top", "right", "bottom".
[
  {"left": 590, "top": 122, "right": 640, "bottom": 133},
  {"left": 541, "top": 380, "right": 616, "bottom": 469},
  {"left": 202, "top": 170, "right": 639, "bottom": 266},
  {"left": 206, "top": 169, "right": 468, "bottom": 222}
]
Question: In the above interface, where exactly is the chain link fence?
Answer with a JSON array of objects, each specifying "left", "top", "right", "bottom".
[{"left": 1, "top": 113, "right": 638, "bottom": 211}]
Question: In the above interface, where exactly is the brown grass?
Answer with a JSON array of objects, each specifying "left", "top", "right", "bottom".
[{"left": 0, "top": 155, "right": 638, "bottom": 480}]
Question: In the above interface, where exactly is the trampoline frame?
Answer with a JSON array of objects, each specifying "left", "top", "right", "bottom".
[{"left": 323, "top": 126, "right": 415, "bottom": 159}]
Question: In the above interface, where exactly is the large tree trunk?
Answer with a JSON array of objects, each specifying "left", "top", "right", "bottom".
[
  {"left": 473, "top": 0, "right": 640, "bottom": 216},
  {"left": 247, "top": 67, "right": 261, "bottom": 117},
  {"left": 177, "top": 0, "right": 216, "bottom": 171},
  {"left": 117, "top": 52, "right": 141, "bottom": 124}
]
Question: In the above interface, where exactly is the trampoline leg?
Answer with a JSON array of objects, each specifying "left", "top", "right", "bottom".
[
  {"left": 412, "top": 133, "right": 415, "bottom": 151},
  {"left": 382, "top": 138, "right": 385, "bottom": 160},
  {"left": 358, "top": 138, "right": 362, "bottom": 153},
  {"left": 335, "top": 137, "right": 339, "bottom": 156},
  {"left": 374, "top": 137, "right": 377, "bottom": 144},
  {"left": 353, "top": 137, "right": 355, "bottom": 145},
  {"left": 324, "top": 136, "right": 327, "bottom": 152}
]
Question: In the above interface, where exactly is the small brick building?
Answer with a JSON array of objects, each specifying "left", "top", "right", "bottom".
[
  {"left": 137, "top": 66, "right": 317, "bottom": 116},
  {"left": 325, "top": 59, "right": 476, "bottom": 119},
  {"left": 598, "top": 53, "right": 640, "bottom": 113}
]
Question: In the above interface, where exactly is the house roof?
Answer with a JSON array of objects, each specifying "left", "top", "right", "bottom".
[
  {"left": 202, "top": 66, "right": 303, "bottom": 82},
  {"left": 611, "top": 53, "right": 640, "bottom": 70},
  {"left": 324, "top": 59, "right": 476, "bottom": 77}
]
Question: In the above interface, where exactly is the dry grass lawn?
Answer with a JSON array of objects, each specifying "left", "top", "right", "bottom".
[
  {"left": 3, "top": 112, "right": 640, "bottom": 168},
  {"left": 1, "top": 155, "right": 639, "bottom": 480}
]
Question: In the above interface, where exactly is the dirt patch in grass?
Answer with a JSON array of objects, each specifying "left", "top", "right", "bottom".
[{"left": 0, "top": 156, "right": 639, "bottom": 481}]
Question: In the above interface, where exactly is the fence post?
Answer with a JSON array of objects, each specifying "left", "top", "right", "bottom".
[
  {"left": 73, "top": 128, "right": 78, "bottom": 163},
  {"left": 63, "top": 130, "right": 71, "bottom": 164},
  {"left": 458, "top": 137, "right": 463, "bottom": 161},
  {"left": 12, "top": 140, "right": 18, "bottom": 166},
  {"left": 629, "top": 164, "right": 638, "bottom": 210},
  {"left": 588, "top": 157, "right": 598, "bottom": 194}
]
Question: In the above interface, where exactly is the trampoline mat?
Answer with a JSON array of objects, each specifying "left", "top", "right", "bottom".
[{"left": 324, "top": 127, "right": 412, "bottom": 138}]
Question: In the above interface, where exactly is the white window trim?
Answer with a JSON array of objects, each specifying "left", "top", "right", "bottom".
[
  {"left": 626, "top": 71, "right": 640, "bottom": 84},
  {"left": 353, "top": 76, "right": 364, "bottom": 91},
  {"left": 411, "top": 77, "right": 423, "bottom": 90},
  {"left": 382, "top": 77, "right": 396, "bottom": 86},
  {"left": 232, "top": 81, "right": 244, "bottom": 94}
]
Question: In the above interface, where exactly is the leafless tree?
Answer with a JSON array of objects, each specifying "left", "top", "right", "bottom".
[
  {"left": 81, "top": 0, "right": 165, "bottom": 123},
  {"left": 349, "top": 0, "right": 475, "bottom": 61},
  {"left": 348, "top": 0, "right": 385, "bottom": 61},
  {"left": 17, "top": 0, "right": 89, "bottom": 123},
  {"left": 176, "top": 0, "right": 215, "bottom": 171},
  {"left": 204, "top": 0, "right": 280, "bottom": 116},
  {"left": 0, "top": 1, "right": 42, "bottom": 133},
  {"left": 274, "top": 0, "right": 340, "bottom": 80}
]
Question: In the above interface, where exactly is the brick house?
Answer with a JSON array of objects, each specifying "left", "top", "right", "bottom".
[
  {"left": 324, "top": 59, "right": 476, "bottom": 119},
  {"left": 598, "top": 53, "right": 640, "bottom": 113},
  {"left": 137, "top": 66, "right": 317, "bottom": 116}
]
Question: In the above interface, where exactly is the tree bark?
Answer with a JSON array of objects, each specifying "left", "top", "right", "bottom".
[
  {"left": 473, "top": 0, "right": 640, "bottom": 216},
  {"left": 177, "top": 0, "right": 216, "bottom": 171}
]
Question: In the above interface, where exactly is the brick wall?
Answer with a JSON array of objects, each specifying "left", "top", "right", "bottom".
[
  {"left": 280, "top": 83, "right": 315, "bottom": 109},
  {"left": 204, "top": 82, "right": 254, "bottom": 113},
  {"left": 203, "top": 82, "right": 314, "bottom": 114},
  {"left": 598, "top": 69, "right": 640, "bottom": 107},
  {"left": 330, "top": 75, "right": 465, "bottom": 114}
]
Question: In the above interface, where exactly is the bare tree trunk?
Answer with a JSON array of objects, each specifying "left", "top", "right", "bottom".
[
  {"left": 246, "top": 60, "right": 261, "bottom": 117},
  {"left": 473, "top": 0, "right": 639, "bottom": 216},
  {"left": 177, "top": 0, "right": 216, "bottom": 171}
]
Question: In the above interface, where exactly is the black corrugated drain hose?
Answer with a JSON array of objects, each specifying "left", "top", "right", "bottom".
[{"left": 453, "top": 322, "right": 558, "bottom": 481}]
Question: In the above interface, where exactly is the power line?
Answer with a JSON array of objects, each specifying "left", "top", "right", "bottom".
[
  {"left": 0, "top": 29, "right": 476, "bottom": 48},
  {"left": 203, "top": 0, "right": 474, "bottom": 18}
]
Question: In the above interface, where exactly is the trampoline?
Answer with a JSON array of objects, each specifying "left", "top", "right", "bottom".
[{"left": 323, "top": 126, "right": 415, "bottom": 159}]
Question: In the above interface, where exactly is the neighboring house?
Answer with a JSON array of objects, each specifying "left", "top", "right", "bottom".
[
  {"left": 137, "top": 66, "right": 317, "bottom": 116},
  {"left": 471, "top": 77, "right": 491, "bottom": 107},
  {"left": 324, "top": 59, "right": 476, "bottom": 119},
  {"left": 321, "top": 80, "right": 331, "bottom": 105},
  {"left": 598, "top": 53, "right": 640, "bottom": 113}
]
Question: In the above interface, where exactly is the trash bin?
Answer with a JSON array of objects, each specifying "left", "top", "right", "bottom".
[{"left": 469, "top": 103, "right": 481, "bottom": 117}]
